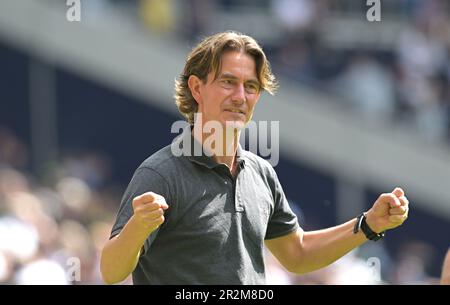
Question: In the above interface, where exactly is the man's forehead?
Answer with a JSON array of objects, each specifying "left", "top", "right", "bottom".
[
  {"left": 220, "top": 52, "right": 256, "bottom": 68},
  {"left": 212, "top": 52, "right": 258, "bottom": 80}
]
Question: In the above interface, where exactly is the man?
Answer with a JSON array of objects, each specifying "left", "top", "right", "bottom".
[
  {"left": 441, "top": 249, "right": 450, "bottom": 285},
  {"left": 100, "top": 31, "right": 409, "bottom": 284}
]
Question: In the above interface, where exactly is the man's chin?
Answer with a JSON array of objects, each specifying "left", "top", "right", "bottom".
[{"left": 224, "top": 120, "right": 246, "bottom": 131}]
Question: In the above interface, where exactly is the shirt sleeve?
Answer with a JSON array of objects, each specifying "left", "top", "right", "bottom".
[
  {"left": 265, "top": 166, "right": 300, "bottom": 240},
  {"left": 110, "top": 167, "right": 172, "bottom": 252}
]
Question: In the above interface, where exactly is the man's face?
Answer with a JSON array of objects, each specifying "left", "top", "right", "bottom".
[{"left": 190, "top": 51, "right": 261, "bottom": 130}]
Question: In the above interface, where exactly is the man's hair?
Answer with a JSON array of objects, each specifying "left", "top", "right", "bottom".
[{"left": 174, "top": 31, "right": 278, "bottom": 124}]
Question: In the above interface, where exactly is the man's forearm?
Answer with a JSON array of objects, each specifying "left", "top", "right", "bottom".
[
  {"left": 294, "top": 218, "right": 368, "bottom": 273},
  {"left": 100, "top": 216, "right": 151, "bottom": 284},
  {"left": 267, "top": 188, "right": 408, "bottom": 275}
]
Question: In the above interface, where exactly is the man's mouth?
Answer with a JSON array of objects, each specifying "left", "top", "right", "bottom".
[{"left": 225, "top": 109, "right": 245, "bottom": 115}]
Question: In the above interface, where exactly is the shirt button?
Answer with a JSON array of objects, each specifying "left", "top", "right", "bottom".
[{"left": 224, "top": 181, "right": 228, "bottom": 185}]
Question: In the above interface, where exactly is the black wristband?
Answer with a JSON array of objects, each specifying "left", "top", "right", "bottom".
[{"left": 354, "top": 213, "right": 385, "bottom": 241}]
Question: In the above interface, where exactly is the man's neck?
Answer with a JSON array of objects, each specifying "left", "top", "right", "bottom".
[{"left": 193, "top": 121, "right": 240, "bottom": 173}]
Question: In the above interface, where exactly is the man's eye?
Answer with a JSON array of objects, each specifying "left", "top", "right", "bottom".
[
  {"left": 245, "top": 84, "right": 259, "bottom": 93},
  {"left": 220, "top": 79, "right": 235, "bottom": 88}
]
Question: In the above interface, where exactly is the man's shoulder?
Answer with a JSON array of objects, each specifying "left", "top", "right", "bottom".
[{"left": 137, "top": 143, "right": 182, "bottom": 174}]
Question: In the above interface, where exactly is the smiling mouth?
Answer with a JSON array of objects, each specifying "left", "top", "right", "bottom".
[{"left": 225, "top": 109, "right": 245, "bottom": 115}]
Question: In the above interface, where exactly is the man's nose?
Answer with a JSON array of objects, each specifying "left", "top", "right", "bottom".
[{"left": 231, "top": 83, "right": 246, "bottom": 104}]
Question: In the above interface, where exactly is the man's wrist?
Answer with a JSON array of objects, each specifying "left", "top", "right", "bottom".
[
  {"left": 354, "top": 212, "right": 385, "bottom": 241},
  {"left": 364, "top": 211, "right": 383, "bottom": 233},
  {"left": 129, "top": 215, "right": 156, "bottom": 237}
]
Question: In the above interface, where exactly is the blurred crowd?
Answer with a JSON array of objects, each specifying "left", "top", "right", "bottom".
[
  {"left": 0, "top": 127, "right": 441, "bottom": 284},
  {"left": 0, "top": 126, "right": 124, "bottom": 284}
]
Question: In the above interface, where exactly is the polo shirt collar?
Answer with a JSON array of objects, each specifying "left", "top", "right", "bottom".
[{"left": 177, "top": 126, "right": 246, "bottom": 169}]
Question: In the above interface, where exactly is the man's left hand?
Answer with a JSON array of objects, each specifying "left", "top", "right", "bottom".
[{"left": 365, "top": 187, "right": 409, "bottom": 233}]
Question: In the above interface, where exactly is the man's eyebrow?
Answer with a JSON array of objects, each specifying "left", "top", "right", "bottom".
[
  {"left": 218, "top": 73, "right": 259, "bottom": 84},
  {"left": 218, "top": 73, "right": 238, "bottom": 80}
]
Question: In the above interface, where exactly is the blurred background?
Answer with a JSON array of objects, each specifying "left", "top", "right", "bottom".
[{"left": 0, "top": 0, "right": 449, "bottom": 284}]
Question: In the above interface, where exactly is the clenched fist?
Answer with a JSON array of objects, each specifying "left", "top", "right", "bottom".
[
  {"left": 132, "top": 192, "right": 169, "bottom": 234},
  {"left": 365, "top": 187, "right": 410, "bottom": 233}
]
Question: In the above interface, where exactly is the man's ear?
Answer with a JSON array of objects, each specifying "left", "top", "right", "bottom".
[{"left": 187, "top": 75, "right": 202, "bottom": 105}]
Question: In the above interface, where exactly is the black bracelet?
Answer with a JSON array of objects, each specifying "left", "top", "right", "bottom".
[
  {"left": 354, "top": 213, "right": 385, "bottom": 241},
  {"left": 353, "top": 213, "right": 365, "bottom": 234}
]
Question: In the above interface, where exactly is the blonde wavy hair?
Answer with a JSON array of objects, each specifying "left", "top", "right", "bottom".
[{"left": 174, "top": 31, "right": 278, "bottom": 125}]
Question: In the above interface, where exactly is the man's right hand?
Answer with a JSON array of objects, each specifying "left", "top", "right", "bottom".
[
  {"left": 132, "top": 192, "right": 169, "bottom": 233},
  {"left": 101, "top": 192, "right": 168, "bottom": 284}
]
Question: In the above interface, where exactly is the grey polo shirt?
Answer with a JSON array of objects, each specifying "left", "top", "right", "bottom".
[{"left": 110, "top": 127, "right": 299, "bottom": 284}]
